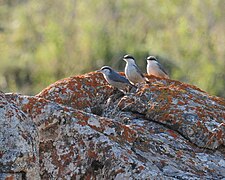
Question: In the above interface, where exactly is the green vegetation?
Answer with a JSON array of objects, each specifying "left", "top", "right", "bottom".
[{"left": 0, "top": 0, "right": 224, "bottom": 97}]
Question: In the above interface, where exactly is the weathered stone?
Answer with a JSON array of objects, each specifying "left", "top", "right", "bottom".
[
  {"left": 0, "top": 173, "right": 25, "bottom": 180},
  {"left": 0, "top": 92, "right": 40, "bottom": 180},
  {"left": 117, "top": 76, "right": 225, "bottom": 149},
  {"left": 1, "top": 72, "right": 225, "bottom": 179}
]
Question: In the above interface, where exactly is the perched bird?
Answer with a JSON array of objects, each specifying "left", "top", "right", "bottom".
[
  {"left": 146, "top": 56, "right": 169, "bottom": 79},
  {"left": 123, "top": 54, "right": 146, "bottom": 85},
  {"left": 97, "top": 66, "right": 134, "bottom": 93}
]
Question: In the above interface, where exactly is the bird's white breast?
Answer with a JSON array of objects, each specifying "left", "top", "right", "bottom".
[
  {"left": 125, "top": 63, "right": 136, "bottom": 77},
  {"left": 147, "top": 61, "right": 168, "bottom": 78},
  {"left": 147, "top": 61, "right": 159, "bottom": 74},
  {"left": 125, "top": 63, "right": 144, "bottom": 84}
]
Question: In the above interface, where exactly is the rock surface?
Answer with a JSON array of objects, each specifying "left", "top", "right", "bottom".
[{"left": 0, "top": 72, "right": 225, "bottom": 179}]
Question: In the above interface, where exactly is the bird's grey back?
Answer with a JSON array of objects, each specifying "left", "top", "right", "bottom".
[
  {"left": 109, "top": 70, "right": 131, "bottom": 84},
  {"left": 132, "top": 64, "right": 144, "bottom": 78},
  {"left": 156, "top": 62, "right": 168, "bottom": 75}
]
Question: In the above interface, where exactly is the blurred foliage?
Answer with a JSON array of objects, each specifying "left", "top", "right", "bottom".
[{"left": 0, "top": 0, "right": 224, "bottom": 97}]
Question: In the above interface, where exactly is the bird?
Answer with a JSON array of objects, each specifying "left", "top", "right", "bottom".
[
  {"left": 123, "top": 54, "right": 146, "bottom": 85},
  {"left": 97, "top": 66, "right": 135, "bottom": 93},
  {"left": 146, "top": 56, "right": 169, "bottom": 79}
]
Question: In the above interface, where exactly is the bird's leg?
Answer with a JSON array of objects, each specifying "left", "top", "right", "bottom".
[
  {"left": 135, "top": 83, "right": 141, "bottom": 92},
  {"left": 123, "top": 86, "right": 130, "bottom": 95}
]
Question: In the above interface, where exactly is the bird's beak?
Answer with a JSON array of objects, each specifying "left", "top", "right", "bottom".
[{"left": 96, "top": 70, "right": 101, "bottom": 73}]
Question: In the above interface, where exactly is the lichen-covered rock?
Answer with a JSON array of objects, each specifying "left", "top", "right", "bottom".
[
  {"left": 1, "top": 72, "right": 225, "bottom": 179},
  {"left": 36, "top": 72, "right": 114, "bottom": 113},
  {"left": 117, "top": 76, "right": 225, "bottom": 149},
  {"left": 0, "top": 92, "right": 40, "bottom": 180}
]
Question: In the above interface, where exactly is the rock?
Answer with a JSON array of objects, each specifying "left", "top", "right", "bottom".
[
  {"left": 117, "top": 76, "right": 225, "bottom": 149},
  {"left": 1, "top": 72, "right": 225, "bottom": 179},
  {"left": 0, "top": 92, "right": 40, "bottom": 180}
]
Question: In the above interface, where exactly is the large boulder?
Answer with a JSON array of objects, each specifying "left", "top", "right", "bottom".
[{"left": 1, "top": 72, "right": 225, "bottom": 179}]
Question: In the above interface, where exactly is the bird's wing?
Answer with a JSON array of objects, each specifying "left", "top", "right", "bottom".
[
  {"left": 109, "top": 71, "right": 131, "bottom": 84},
  {"left": 157, "top": 62, "right": 168, "bottom": 75},
  {"left": 133, "top": 64, "right": 145, "bottom": 78}
]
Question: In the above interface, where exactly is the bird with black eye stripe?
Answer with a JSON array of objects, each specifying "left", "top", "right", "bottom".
[
  {"left": 123, "top": 54, "right": 146, "bottom": 86},
  {"left": 146, "top": 56, "right": 169, "bottom": 79},
  {"left": 97, "top": 66, "right": 135, "bottom": 93}
]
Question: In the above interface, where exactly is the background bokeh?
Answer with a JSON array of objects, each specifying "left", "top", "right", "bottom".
[{"left": 0, "top": 0, "right": 224, "bottom": 97}]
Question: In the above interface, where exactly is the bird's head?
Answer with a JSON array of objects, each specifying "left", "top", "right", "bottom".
[
  {"left": 147, "top": 56, "right": 157, "bottom": 63},
  {"left": 97, "top": 66, "right": 112, "bottom": 75},
  {"left": 123, "top": 54, "right": 135, "bottom": 64}
]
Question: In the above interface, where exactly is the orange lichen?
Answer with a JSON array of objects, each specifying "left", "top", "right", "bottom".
[
  {"left": 87, "top": 150, "right": 97, "bottom": 158},
  {"left": 121, "top": 155, "right": 129, "bottom": 161},
  {"left": 196, "top": 121, "right": 202, "bottom": 127},
  {"left": 115, "top": 169, "right": 125, "bottom": 174},
  {"left": 5, "top": 176, "right": 14, "bottom": 180},
  {"left": 127, "top": 149, "right": 133, "bottom": 154},
  {"left": 217, "top": 129, "right": 223, "bottom": 139},
  {"left": 77, "top": 121, "right": 87, "bottom": 126},
  {"left": 120, "top": 125, "right": 137, "bottom": 143},
  {"left": 176, "top": 150, "right": 183, "bottom": 158},
  {"left": 75, "top": 112, "right": 89, "bottom": 122},
  {"left": 167, "top": 129, "right": 178, "bottom": 139},
  {"left": 138, "top": 165, "right": 145, "bottom": 171},
  {"left": 177, "top": 100, "right": 186, "bottom": 106}
]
